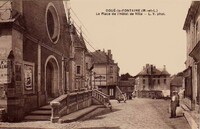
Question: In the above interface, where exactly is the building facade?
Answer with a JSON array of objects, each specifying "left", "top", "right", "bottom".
[
  {"left": 134, "top": 64, "right": 170, "bottom": 98},
  {"left": 182, "top": 1, "right": 200, "bottom": 112},
  {"left": 170, "top": 73, "right": 184, "bottom": 98},
  {"left": 91, "top": 49, "right": 120, "bottom": 99},
  {"left": 118, "top": 78, "right": 135, "bottom": 99},
  {"left": 0, "top": 0, "right": 94, "bottom": 122},
  {"left": 69, "top": 24, "right": 92, "bottom": 92}
]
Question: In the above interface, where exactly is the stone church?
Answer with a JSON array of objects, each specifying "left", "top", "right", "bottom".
[{"left": 0, "top": 0, "right": 97, "bottom": 122}]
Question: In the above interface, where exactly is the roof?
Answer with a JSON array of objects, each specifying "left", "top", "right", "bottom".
[
  {"left": 90, "top": 50, "right": 114, "bottom": 64},
  {"left": 71, "top": 24, "right": 87, "bottom": 50},
  {"left": 0, "top": 1, "right": 21, "bottom": 23},
  {"left": 183, "top": 1, "right": 200, "bottom": 30},
  {"left": 135, "top": 64, "right": 170, "bottom": 77},
  {"left": 170, "top": 76, "right": 183, "bottom": 86}
]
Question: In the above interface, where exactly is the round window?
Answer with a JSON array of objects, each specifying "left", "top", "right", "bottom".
[{"left": 46, "top": 3, "right": 60, "bottom": 43}]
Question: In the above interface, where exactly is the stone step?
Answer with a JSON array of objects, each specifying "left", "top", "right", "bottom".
[
  {"left": 39, "top": 105, "right": 51, "bottom": 110},
  {"left": 58, "top": 105, "right": 105, "bottom": 123},
  {"left": 24, "top": 115, "right": 50, "bottom": 121},
  {"left": 79, "top": 107, "right": 110, "bottom": 121},
  {"left": 24, "top": 105, "right": 51, "bottom": 121},
  {"left": 30, "top": 110, "right": 51, "bottom": 115}
]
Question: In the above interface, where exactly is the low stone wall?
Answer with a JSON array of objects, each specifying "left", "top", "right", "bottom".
[
  {"left": 0, "top": 108, "right": 6, "bottom": 122},
  {"left": 50, "top": 90, "right": 92, "bottom": 123}
]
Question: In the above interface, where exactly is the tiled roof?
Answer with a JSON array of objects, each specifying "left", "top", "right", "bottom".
[
  {"left": 161, "top": 70, "right": 170, "bottom": 75},
  {"left": 91, "top": 50, "right": 108, "bottom": 64},
  {"left": 136, "top": 64, "right": 170, "bottom": 77},
  {"left": 170, "top": 76, "right": 183, "bottom": 86},
  {"left": 71, "top": 24, "right": 87, "bottom": 50},
  {"left": 90, "top": 51, "right": 114, "bottom": 64}
]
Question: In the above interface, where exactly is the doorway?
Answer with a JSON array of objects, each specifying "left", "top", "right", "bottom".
[
  {"left": 46, "top": 61, "right": 53, "bottom": 99},
  {"left": 45, "top": 56, "right": 59, "bottom": 101},
  {"left": 108, "top": 87, "right": 115, "bottom": 99}
]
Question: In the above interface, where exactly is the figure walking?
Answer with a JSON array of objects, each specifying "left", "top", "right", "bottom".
[{"left": 171, "top": 91, "right": 179, "bottom": 118}]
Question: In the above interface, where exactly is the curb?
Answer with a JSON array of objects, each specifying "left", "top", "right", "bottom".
[
  {"left": 183, "top": 111, "right": 198, "bottom": 129},
  {"left": 180, "top": 104, "right": 199, "bottom": 129}
]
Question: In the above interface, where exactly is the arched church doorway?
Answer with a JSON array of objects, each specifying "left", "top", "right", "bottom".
[{"left": 45, "top": 56, "right": 59, "bottom": 101}]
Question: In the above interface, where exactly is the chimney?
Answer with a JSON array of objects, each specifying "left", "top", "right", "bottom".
[
  {"left": 150, "top": 65, "right": 153, "bottom": 74},
  {"left": 163, "top": 65, "right": 166, "bottom": 71},
  {"left": 146, "top": 64, "right": 149, "bottom": 74},
  {"left": 107, "top": 49, "right": 112, "bottom": 60}
]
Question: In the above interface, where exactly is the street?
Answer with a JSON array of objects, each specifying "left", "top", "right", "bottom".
[
  {"left": 71, "top": 98, "right": 190, "bottom": 129},
  {"left": 0, "top": 98, "right": 190, "bottom": 129}
]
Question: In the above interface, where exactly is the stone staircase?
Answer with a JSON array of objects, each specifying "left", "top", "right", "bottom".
[
  {"left": 24, "top": 105, "right": 51, "bottom": 121},
  {"left": 24, "top": 90, "right": 112, "bottom": 122}
]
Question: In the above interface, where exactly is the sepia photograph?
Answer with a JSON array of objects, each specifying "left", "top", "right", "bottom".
[{"left": 0, "top": 0, "right": 199, "bottom": 129}]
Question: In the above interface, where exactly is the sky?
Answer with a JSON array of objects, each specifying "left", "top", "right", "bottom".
[{"left": 69, "top": 0, "right": 192, "bottom": 76}]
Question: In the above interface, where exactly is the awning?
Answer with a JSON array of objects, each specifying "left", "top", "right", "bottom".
[
  {"left": 189, "top": 41, "right": 200, "bottom": 62},
  {"left": 182, "top": 67, "right": 192, "bottom": 77}
]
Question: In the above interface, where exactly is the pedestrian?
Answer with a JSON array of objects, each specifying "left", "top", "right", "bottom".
[
  {"left": 132, "top": 91, "right": 136, "bottom": 99},
  {"left": 170, "top": 91, "right": 179, "bottom": 118},
  {"left": 123, "top": 93, "right": 127, "bottom": 103},
  {"left": 105, "top": 98, "right": 112, "bottom": 111},
  {"left": 117, "top": 94, "right": 122, "bottom": 103}
]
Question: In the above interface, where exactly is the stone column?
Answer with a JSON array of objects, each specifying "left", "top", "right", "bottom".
[
  {"left": 37, "top": 44, "right": 41, "bottom": 107},
  {"left": 6, "top": 28, "right": 24, "bottom": 122}
]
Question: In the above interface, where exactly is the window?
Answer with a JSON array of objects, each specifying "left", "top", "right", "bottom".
[
  {"left": 110, "top": 76, "right": 113, "bottom": 83},
  {"left": 110, "top": 66, "right": 113, "bottom": 73},
  {"left": 143, "top": 79, "right": 145, "bottom": 84},
  {"left": 164, "top": 79, "right": 166, "bottom": 84},
  {"left": 46, "top": 3, "right": 60, "bottom": 43},
  {"left": 76, "top": 66, "right": 81, "bottom": 74},
  {"left": 158, "top": 79, "right": 160, "bottom": 84},
  {"left": 153, "top": 79, "right": 155, "bottom": 85},
  {"left": 109, "top": 88, "right": 114, "bottom": 96}
]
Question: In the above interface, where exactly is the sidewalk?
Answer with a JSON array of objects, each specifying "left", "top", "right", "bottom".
[{"left": 180, "top": 103, "right": 199, "bottom": 129}]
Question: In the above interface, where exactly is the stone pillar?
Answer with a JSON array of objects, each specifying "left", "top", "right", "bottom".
[
  {"left": 50, "top": 101, "right": 60, "bottom": 123},
  {"left": 6, "top": 28, "right": 24, "bottom": 122},
  {"left": 197, "top": 63, "right": 200, "bottom": 105},
  {"left": 37, "top": 44, "right": 41, "bottom": 107},
  {"left": 62, "top": 56, "right": 64, "bottom": 94}
]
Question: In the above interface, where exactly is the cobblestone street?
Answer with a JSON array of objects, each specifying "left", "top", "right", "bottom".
[
  {"left": 71, "top": 98, "right": 190, "bottom": 129},
  {"left": 0, "top": 98, "right": 190, "bottom": 129}
]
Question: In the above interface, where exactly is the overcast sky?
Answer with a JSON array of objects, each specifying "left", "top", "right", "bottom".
[{"left": 69, "top": 0, "right": 191, "bottom": 76}]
